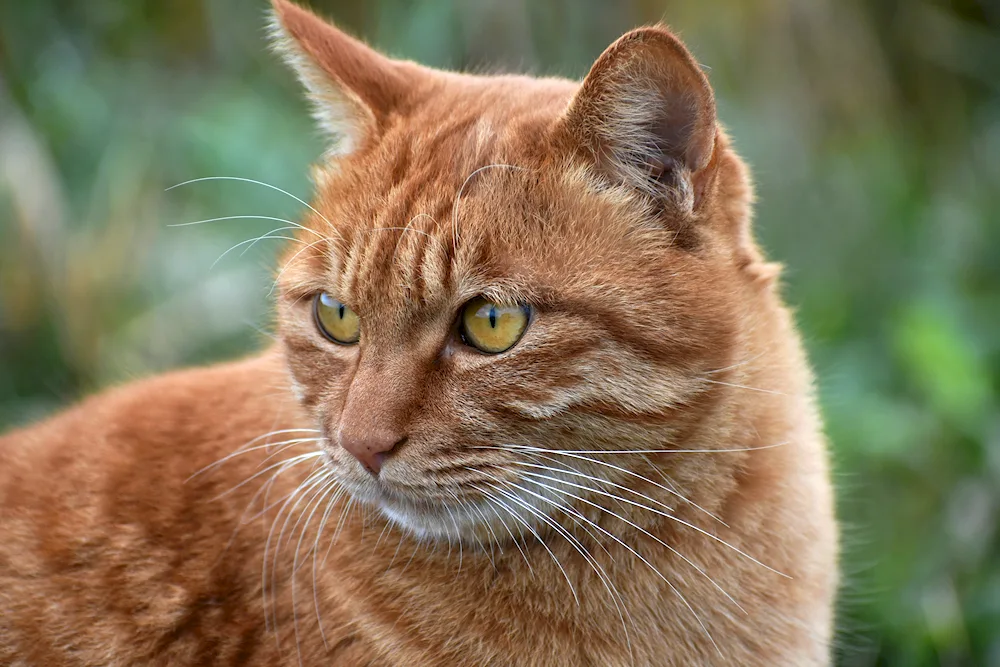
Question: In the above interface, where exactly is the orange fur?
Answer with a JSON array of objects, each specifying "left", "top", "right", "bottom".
[{"left": 0, "top": 2, "right": 837, "bottom": 665}]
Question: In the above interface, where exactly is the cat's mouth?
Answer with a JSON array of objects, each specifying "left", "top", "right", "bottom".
[
  {"left": 316, "top": 430, "right": 525, "bottom": 543},
  {"left": 318, "top": 446, "right": 487, "bottom": 541}
]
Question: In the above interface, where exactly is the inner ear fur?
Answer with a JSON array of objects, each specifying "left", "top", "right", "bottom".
[
  {"left": 269, "top": 0, "right": 418, "bottom": 157},
  {"left": 560, "top": 26, "right": 719, "bottom": 215}
]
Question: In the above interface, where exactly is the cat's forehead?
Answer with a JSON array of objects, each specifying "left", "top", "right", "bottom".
[
  {"left": 288, "top": 82, "right": 672, "bottom": 327},
  {"left": 318, "top": 147, "right": 549, "bottom": 320}
]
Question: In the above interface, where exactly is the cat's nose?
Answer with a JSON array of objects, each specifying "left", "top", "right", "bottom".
[{"left": 338, "top": 429, "right": 403, "bottom": 476}]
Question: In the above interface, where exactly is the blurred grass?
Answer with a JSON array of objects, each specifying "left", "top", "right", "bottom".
[{"left": 1, "top": 0, "right": 998, "bottom": 664}]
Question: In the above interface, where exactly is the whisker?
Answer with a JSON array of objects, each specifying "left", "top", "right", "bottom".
[
  {"left": 168, "top": 214, "right": 322, "bottom": 240},
  {"left": 442, "top": 504, "right": 464, "bottom": 572},
  {"left": 165, "top": 176, "right": 342, "bottom": 240},
  {"left": 292, "top": 479, "right": 340, "bottom": 564},
  {"left": 477, "top": 484, "right": 637, "bottom": 662},
  {"left": 320, "top": 496, "right": 355, "bottom": 569},
  {"left": 245, "top": 428, "right": 323, "bottom": 445},
  {"left": 702, "top": 352, "right": 765, "bottom": 376},
  {"left": 211, "top": 457, "right": 320, "bottom": 571},
  {"left": 270, "top": 236, "right": 333, "bottom": 296},
  {"left": 471, "top": 442, "right": 789, "bottom": 455},
  {"left": 478, "top": 482, "right": 580, "bottom": 606},
  {"left": 451, "top": 164, "right": 527, "bottom": 252},
  {"left": 482, "top": 497, "right": 534, "bottom": 574},
  {"left": 503, "top": 451, "right": 788, "bottom": 578},
  {"left": 518, "top": 471, "right": 747, "bottom": 614},
  {"left": 188, "top": 436, "right": 322, "bottom": 482},
  {"left": 291, "top": 477, "right": 340, "bottom": 665},
  {"left": 513, "top": 477, "right": 721, "bottom": 659},
  {"left": 699, "top": 378, "right": 785, "bottom": 396},
  {"left": 390, "top": 212, "right": 438, "bottom": 266},
  {"left": 499, "top": 444, "right": 727, "bottom": 526},
  {"left": 209, "top": 451, "right": 323, "bottom": 502},
  {"left": 211, "top": 228, "right": 302, "bottom": 270},
  {"left": 399, "top": 534, "right": 425, "bottom": 576},
  {"left": 218, "top": 454, "right": 324, "bottom": 570},
  {"left": 512, "top": 459, "right": 676, "bottom": 515},
  {"left": 263, "top": 468, "right": 330, "bottom": 642},
  {"left": 453, "top": 493, "right": 496, "bottom": 571},
  {"left": 385, "top": 527, "right": 407, "bottom": 572},
  {"left": 241, "top": 456, "right": 325, "bottom": 527},
  {"left": 372, "top": 517, "right": 393, "bottom": 553},
  {"left": 479, "top": 478, "right": 637, "bottom": 660},
  {"left": 257, "top": 439, "right": 324, "bottom": 467},
  {"left": 312, "top": 486, "right": 346, "bottom": 649},
  {"left": 467, "top": 498, "right": 504, "bottom": 558}
]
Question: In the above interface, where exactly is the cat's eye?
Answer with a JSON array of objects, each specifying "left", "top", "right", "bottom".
[
  {"left": 314, "top": 293, "right": 360, "bottom": 345},
  {"left": 460, "top": 297, "right": 530, "bottom": 354}
]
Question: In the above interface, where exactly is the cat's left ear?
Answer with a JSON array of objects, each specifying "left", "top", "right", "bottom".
[
  {"left": 559, "top": 27, "right": 719, "bottom": 215},
  {"left": 269, "top": 0, "right": 415, "bottom": 157}
]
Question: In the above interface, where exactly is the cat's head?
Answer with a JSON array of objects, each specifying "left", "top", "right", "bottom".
[{"left": 271, "top": 0, "right": 770, "bottom": 541}]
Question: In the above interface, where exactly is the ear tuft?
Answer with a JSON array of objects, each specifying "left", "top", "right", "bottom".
[
  {"left": 562, "top": 27, "right": 718, "bottom": 214},
  {"left": 268, "top": 0, "right": 410, "bottom": 158}
]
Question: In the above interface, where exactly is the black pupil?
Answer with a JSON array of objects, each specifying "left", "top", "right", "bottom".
[
  {"left": 338, "top": 304, "right": 345, "bottom": 320},
  {"left": 488, "top": 306, "right": 496, "bottom": 328}
]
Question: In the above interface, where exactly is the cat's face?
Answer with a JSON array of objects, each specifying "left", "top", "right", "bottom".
[{"left": 271, "top": 0, "right": 752, "bottom": 541}]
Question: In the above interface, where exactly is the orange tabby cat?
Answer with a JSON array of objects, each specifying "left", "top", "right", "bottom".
[{"left": 0, "top": 1, "right": 838, "bottom": 665}]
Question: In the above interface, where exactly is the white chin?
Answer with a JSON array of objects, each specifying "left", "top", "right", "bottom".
[{"left": 376, "top": 496, "right": 479, "bottom": 542}]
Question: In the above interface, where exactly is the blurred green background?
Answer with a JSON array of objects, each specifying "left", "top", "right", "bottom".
[{"left": 1, "top": 0, "right": 998, "bottom": 664}]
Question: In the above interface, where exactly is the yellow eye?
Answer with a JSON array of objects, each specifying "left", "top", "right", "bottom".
[
  {"left": 314, "top": 293, "right": 360, "bottom": 345},
  {"left": 460, "top": 297, "right": 530, "bottom": 354}
]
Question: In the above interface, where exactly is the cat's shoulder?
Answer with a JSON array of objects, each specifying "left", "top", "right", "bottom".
[{"left": 0, "top": 349, "right": 297, "bottom": 480}]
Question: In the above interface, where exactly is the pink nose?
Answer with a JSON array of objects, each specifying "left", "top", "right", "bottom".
[{"left": 338, "top": 429, "right": 403, "bottom": 476}]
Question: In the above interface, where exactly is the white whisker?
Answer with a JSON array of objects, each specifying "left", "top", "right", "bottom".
[
  {"left": 270, "top": 236, "right": 333, "bottom": 296},
  {"left": 320, "top": 496, "right": 355, "bottom": 569},
  {"left": 442, "top": 503, "right": 464, "bottom": 572},
  {"left": 372, "top": 517, "right": 393, "bottom": 554},
  {"left": 479, "top": 482, "right": 580, "bottom": 606},
  {"left": 390, "top": 213, "right": 438, "bottom": 267},
  {"left": 478, "top": 479, "right": 634, "bottom": 660},
  {"left": 451, "top": 164, "right": 527, "bottom": 252},
  {"left": 165, "top": 176, "right": 342, "bottom": 240},
  {"left": 518, "top": 471, "right": 747, "bottom": 614},
  {"left": 471, "top": 442, "right": 789, "bottom": 455},
  {"left": 168, "top": 214, "right": 322, "bottom": 240},
  {"left": 499, "top": 444, "right": 727, "bottom": 526},
  {"left": 263, "top": 468, "right": 330, "bottom": 644},
  {"left": 210, "top": 451, "right": 323, "bottom": 502},
  {"left": 211, "top": 228, "right": 302, "bottom": 269},
  {"left": 482, "top": 496, "right": 534, "bottom": 574},
  {"left": 453, "top": 494, "right": 496, "bottom": 571},
  {"left": 498, "top": 476, "right": 718, "bottom": 658},
  {"left": 702, "top": 352, "right": 765, "bottom": 376},
  {"left": 188, "top": 436, "right": 322, "bottom": 482},
  {"left": 291, "top": 477, "right": 339, "bottom": 665},
  {"left": 312, "top": 486, "right": 346, "bottom": 649},
  {"left": 699, "top": 378, "right": 785, "bottom": 396},
  {"left": 385, "top": 527, "right": 407, "bottom": 572},
  {"left": 512, "top": 459, "right": 676, "bottom": 516},
  {"left": 501, "top": 449, "right": 788, "bottom": 578}
]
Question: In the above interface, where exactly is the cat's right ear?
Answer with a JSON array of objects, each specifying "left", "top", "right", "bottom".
[{"left": 269, "top": 0, "right": 412, "bottom": 157}]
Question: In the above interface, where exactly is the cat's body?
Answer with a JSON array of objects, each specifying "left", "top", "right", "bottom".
[{"left": 0, "top": 2, "right": 837, "bottom": 665}]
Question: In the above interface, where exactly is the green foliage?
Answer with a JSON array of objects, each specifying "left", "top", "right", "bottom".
[{"left": 1, "top": 0, "right": 998, "bottom": 663}]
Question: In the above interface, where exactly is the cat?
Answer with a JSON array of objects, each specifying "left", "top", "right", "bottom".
[{"left": 0, "top": 1, "right": 838, "bottom": 665}]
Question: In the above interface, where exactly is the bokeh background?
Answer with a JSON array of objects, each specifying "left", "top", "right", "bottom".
[{"left": 1, "top": 0, "right": 998, "bottom": 664}]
